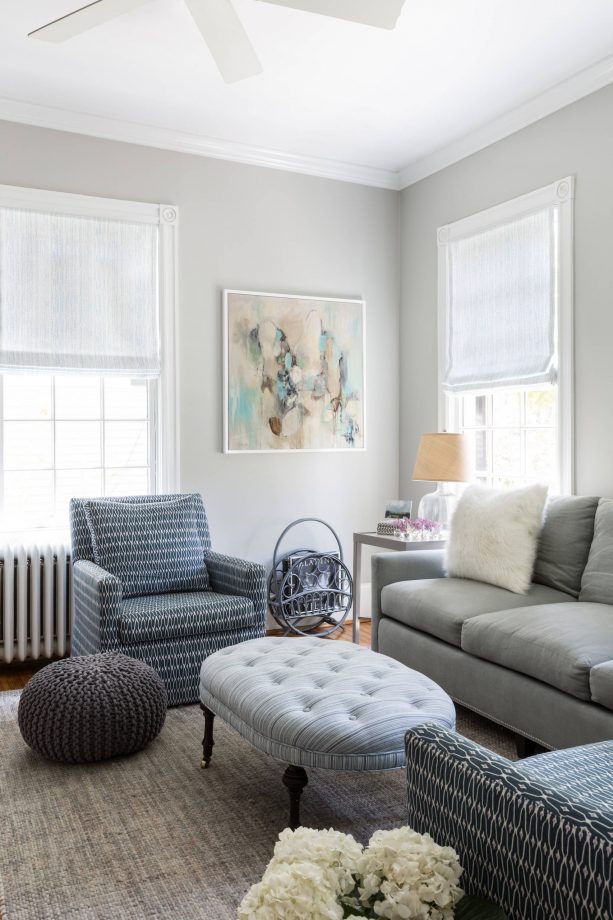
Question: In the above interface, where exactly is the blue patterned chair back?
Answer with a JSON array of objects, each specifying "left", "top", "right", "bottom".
[{"left": 69, "top": 493, "right": 211, "bottom": 563}]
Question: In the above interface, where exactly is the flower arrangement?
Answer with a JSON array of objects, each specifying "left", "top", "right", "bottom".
[
  {"left": 377, "top": 517, "right": 442, "bottom": 539},
  {"left": 238, "top": 826, "right": 506, "bottom": 920}
]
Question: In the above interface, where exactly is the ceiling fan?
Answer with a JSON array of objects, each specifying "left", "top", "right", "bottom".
[{"left": 28, "top": 0, "right": 407, "bottom": 84}]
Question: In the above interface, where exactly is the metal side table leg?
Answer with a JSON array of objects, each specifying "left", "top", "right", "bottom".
[{"left": 352, "top": 534, "right": 361, "bottom": 645}]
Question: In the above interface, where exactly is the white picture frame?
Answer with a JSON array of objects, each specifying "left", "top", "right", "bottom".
[{"left": 223, "top": 289, "right": 366, "bottom": 454}]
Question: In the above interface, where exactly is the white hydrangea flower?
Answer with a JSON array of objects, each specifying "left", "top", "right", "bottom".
[
  {"left": 237, "top": 860, "right": 344, "bottom": 920},
  {"left": 237, "top": 825, "right": 465, "bottom": 920},
  {"left": 271, "top": 827, "right": 363, "bottom": 897},
  {"left": 356, "top": 827, "right": 463, "bottom": 920}
]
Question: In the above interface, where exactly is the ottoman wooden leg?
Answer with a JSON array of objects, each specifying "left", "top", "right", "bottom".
[
  {"left": 200, "top": 704, "right": 215, "bottom": 769},
  {"left": 282, "top": 765, "right": 308, "bottom": 830}
]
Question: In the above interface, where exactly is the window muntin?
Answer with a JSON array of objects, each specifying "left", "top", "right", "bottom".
[
  {"left": 1, "top": 373, "right": 155, "bottom": 536},
  {"left": 456, "top": 385, "right": 558, "bottom": 491}
]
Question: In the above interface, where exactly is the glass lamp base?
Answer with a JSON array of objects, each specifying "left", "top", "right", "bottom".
[{"left": 417, "top": 483, "right": 457, "bottom": 533}]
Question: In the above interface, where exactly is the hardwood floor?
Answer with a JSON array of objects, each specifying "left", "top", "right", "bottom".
[
  {"left": 0, "top": 659, "right": 50, "bottom": 691},
  {"left": 0, "top": 619, "right": 373, "bottom": 692},
  {"left": 268, "top": 618, "right": 371, "bottom": 647}
]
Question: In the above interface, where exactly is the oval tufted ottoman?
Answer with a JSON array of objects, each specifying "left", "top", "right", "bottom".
[
  {"left": 199, "top": 636, "right": 454, "bottom": 828},
  {"left": 18, "top": 652, "right": 167, "bottom": 764}
]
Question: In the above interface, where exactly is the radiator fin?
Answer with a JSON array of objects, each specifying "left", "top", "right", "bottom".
[{"left": 0, "top": 545, "right": 72, "bottom": 663}]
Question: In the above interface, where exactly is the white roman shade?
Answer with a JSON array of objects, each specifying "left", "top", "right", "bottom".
[
  {"left": 442, "top": 207, "right": 557, "bottom": 393},
  {"left": 0, "top": 206, "right": 160, "bottom": 376}
]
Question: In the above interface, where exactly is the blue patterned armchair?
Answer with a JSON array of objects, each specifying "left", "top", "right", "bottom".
[
  {"left": 405, "top": 723, "right": 613, "bottom": 920},
  {"left": 69, "top": 493, "right": 267, "bottom": 705}
]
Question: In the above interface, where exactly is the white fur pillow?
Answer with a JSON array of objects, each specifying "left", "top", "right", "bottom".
[{"left": 447, "top": 484, "right": 548, "bottom": 594}]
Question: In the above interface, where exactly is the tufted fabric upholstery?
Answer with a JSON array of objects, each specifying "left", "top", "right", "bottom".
[
  {"left": 405, "top": 723, "right": 613, "bottom": 920},
  {"left": 83, "top": 494, "right": 210, "bottom": 597},
  {"left": 119, "top": 592, "right": 256, "bottom": 644},
  {"left": 199, "top": 637, "right": 455, "bottom": 771},
  {"left": 70, "top": 494, "right": 266, "bottom": 705}
]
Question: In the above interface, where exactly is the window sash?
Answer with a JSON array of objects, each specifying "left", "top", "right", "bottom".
[
  {"left": 0, "top": 373, "right": 159, "bottom": 537},
  {"left": 438, "top": 177, "right": 574, "bottom": 494},
  {"left": 0, "top": 184, "right": 179, "bottom": 506},
  {"left": 452, "top": 386, "right": 560, "bottom": 493}
]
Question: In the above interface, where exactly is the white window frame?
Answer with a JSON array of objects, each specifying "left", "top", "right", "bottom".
[
  {"left": 437, "top": 176, "right": 575, "bottom": 494},
  {"left": 0, "top": 184, "right": 179, "bottom": 496}
]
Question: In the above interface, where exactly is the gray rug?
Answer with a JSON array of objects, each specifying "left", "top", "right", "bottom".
[{"left": 0, "top": 692, "right": 515, "bottom": 919}]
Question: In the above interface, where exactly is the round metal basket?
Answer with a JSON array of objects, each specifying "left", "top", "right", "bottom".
[{"left": 268, "top": 518, "right": 353, "bottom": 637}]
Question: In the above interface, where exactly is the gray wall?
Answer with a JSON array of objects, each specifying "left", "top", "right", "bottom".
[
  {"left": 400, "top": 82, "right": 613, "bottom": 504},
  {"left": 0, "top": 120, "right": 400, "bottom": 584}
]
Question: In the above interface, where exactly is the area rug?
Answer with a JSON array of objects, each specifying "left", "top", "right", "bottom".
[{"left": 0, "top": 696, "right": 515, "bottom": 920}]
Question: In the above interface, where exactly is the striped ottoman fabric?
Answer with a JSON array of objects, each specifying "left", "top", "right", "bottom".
[{"left": 199, "top": 637, "right": 454, "bottom": 827}]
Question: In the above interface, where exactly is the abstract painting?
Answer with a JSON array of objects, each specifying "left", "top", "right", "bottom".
[{"left": 224, "top": 290, "right": 365, "bottom": 452}]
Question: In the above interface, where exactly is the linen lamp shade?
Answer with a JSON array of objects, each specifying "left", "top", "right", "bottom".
[
  {"left": 412, "top": 433, "right": 471, "bottom": 483},
  {"left": 412, "top": 433, "right": 472, "bottom": 532}
]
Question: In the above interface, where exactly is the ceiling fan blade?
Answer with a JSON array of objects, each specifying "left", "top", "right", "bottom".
[
  {"left": 184, "top": 0, "right": 262, "bottom": 84},
  {"left": 28, "top": 0, "right": 154, "bottom": 42},
  {"left": 255, "top": 0, "right": 406, "bottom": 29}
]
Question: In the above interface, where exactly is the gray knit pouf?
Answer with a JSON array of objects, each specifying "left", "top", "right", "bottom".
[{"left": 18, "top": 652, "right": 167, "bottom": 764}]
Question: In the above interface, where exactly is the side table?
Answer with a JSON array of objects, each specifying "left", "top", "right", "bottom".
[{"left": 352, "top": 532, "right": 447, "bottom": 645}]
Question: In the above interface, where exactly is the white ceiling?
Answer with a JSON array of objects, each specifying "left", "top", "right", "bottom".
[{"left": 2, "top": 0, "right": 613, "bottom": 188}]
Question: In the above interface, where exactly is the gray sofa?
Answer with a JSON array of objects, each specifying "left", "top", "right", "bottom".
[{"left": 372, "top": 495, "right": 613, "bottom": 750}]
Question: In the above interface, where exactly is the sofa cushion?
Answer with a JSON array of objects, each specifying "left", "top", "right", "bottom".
[
  {"left": 580, "top": 498, "right": 613, "bottom": 605},
  {"left": 84, "top": 494, "right": 209, "bottom": 598},
  {"left": 533, "top": 495, "right": 598, "bottom": 597},
  {"left": 380, "top": 578, "right": 573, "bottom": 648},
  {"left": 590, "top": 661, "right": 613, "bottom": 712},
  {"left": 462, "top": 603, "right": 613, "bottom": 700},
  {"left": 119, "top": 591, "right": 256, "bottom": 644}
]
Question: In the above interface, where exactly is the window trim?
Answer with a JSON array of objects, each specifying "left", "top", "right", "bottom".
[
  {"left": 437, "top": 176, "right": 575, "bottom": 494},
  {"left": 0, "top": 184, "right": 179, "bottom": 497}
]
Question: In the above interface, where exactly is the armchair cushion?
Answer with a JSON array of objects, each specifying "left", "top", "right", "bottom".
[
  {"left": 84, "top": 494, "right": 209, "bottom": 598},
  {"left": 118, "top": 591, "right": 256, "bottom": 644},
  {"left": 517, "top": 739, "right": 613, "bottom": 810}
]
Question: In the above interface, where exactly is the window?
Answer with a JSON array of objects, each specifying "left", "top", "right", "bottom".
[
  {"left": 438, "top": 177, "right": 574, "bottom": 494},
  {"left": 0, "top": 185, "right": 178, "bottom": 539},
  {"left": 458, "top": 387, "right": 557, "bottom": 489},
  {"left": 1, "top": 374, "right": 155, "bottom": 534}
]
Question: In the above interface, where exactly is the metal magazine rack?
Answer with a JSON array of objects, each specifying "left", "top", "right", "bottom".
[{"left": 268, "top": 518, "right": 353, "bottom": 637}]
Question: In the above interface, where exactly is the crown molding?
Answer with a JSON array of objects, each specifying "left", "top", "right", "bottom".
[
  {"left": 2, "top": 50, "right": 613, "bottom": 193},
  {"left": 0, "top": 96, "right": 401, "bottom": 191},
  {"left": 398, "top": 53, "right": 613, "bottom": 188}
]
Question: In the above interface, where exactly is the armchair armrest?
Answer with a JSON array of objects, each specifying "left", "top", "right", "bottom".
[
  {"left": 405, "top": 723, "right": 613, "bottom": 920},
  {"left": 371, "top": 549, "right": 446, "bottom": 650},
  {"left": 204, "top": 551, "right": 267, "bottom": 632},
  {"left": 71, "top": 559, "right": 122, "bottom": 654}
]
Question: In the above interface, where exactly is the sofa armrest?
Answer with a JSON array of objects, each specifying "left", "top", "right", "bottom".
[
  {"left": 205, "top": 551, "right": 267, "bottom": 631},
  {"left": 371, "top": 549, "right": 446, "bottom": 650},
  {"left": 405, "top": 723, "right": 613, "bottom": 920},
  {"left": 72, "top": 559, "right": 122, "bottom": 653}
]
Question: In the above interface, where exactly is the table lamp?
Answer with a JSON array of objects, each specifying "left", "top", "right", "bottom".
[{"left": 412, "top": 432, "right": 471, "bottom": 531}]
